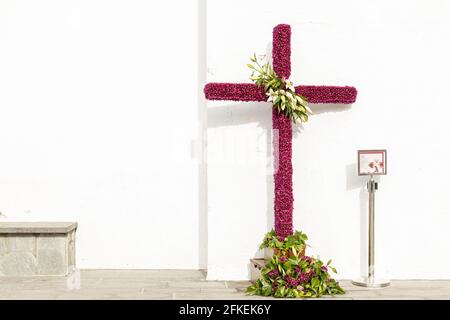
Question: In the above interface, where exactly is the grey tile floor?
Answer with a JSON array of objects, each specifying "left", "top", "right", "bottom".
[{"left": 0, "top": 270, "right": 449, "bottom": 300}]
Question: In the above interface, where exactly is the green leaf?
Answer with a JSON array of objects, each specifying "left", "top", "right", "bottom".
[
  {"left": 300, "top": 113, "right": 308, "bottom": 123},
  {"left": 283, "top": 261, "right": 292, "bottom": 270},
  {"left": 311, "top": 277, "right": 319, "bottom": 288},
  {"left": 296, "top": 95, "right": 305, "bottom": 104},
  {"left": 274, "top": 96, "right": 281, "bottom": 105}
]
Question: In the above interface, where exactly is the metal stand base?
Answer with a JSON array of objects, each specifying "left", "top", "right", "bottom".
[{"left": 352, "top": 277, "right": 390, "bottom": 288}]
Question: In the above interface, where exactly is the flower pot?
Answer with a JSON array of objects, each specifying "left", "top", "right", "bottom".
[
  {"left": 264, "top": 246, "right": 306, "bottom": 260},
  {"left": 264, "top": 248, "right": 274, "bottom": 260}
]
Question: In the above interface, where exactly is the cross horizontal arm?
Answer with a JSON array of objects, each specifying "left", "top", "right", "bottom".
[
  {"left": 204, "top": 83, "right": 358, "bottom": 104},
  {"left": 295, "top": 85, "right": 357, "bottom": 104},
  {"left": 204, "top": 83, "right": 267, "bottom": 102}
]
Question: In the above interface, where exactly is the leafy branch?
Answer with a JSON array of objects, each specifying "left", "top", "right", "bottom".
[
  {"left": 260, "top": 229, "right": 308, "bottom": 255},
  {"left": 248, "top": 54, "right": 312, "bottom": 123}
]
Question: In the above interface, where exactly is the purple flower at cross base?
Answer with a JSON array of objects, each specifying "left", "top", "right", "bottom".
[
  {"left": 303, "top": 273, "right": 311, "bottom": 283},
  {"left": 321, "top": 266, "right": 328, "bottom": 273},
  {"left": 303, "top": 256, "right": 312, "bottom": 263},
  {"left": 279, "top": 256, "right": 288, "bottom": 263},
  {"left": 272, "top": 282, "right": 278, "bottom": 292},
  {"left": 285, "top": 276, "right": 300, "bottom": 288},
  {"left": 295, "top": 266, "right": 301, "bottom": 274},
  {"left": 268, "top": 269, "right": 279, "bottom": 278},
  {"left": 298, "top": 274, "right": 305, "bottom": 283}
]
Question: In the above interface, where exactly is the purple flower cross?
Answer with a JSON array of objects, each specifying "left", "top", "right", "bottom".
[{"left": 204, "top": 24, "right": 357, "bottom": 239}]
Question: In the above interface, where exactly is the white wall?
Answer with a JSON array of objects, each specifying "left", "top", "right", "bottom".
[
  {"left": 207, "top": 0, "right": 450, "bottom": 280},
  {"left": 0, "top": 0, "right": 207, "bottom": 269},
  {"left": 2, "top": 0, "right": 450, "bottom": 279}
]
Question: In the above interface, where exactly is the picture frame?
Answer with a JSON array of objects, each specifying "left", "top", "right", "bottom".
[{"left": 358, "top": 149, "right": 387, "bottom": 176}]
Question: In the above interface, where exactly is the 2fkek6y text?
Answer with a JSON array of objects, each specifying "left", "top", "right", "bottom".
[{"left": 179, "top": 304, "right": 271, "bottom": 318}]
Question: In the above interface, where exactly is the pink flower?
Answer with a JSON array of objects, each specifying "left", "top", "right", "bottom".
[
  {"left": 268, "top": 269, "right": 279, "bottom": 278},
  {"left": 272, "top": 282, "right": 278, "bottom": 292},
  {"left": 285, "top": 276, "right": 300, "bottom": 288}
]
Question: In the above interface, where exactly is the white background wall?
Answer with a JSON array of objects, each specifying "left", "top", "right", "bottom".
[
  {"left": 1, "top": 0, "right": 450, "bottom": 280},
  {"left": 0, "top": 0, "right": 207, "bottom": 269},
  {"left": 207, "top": 0, "right": 450, "bottom": 280}
]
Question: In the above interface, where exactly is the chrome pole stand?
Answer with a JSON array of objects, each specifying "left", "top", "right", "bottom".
[{"left": 352, "top": 175, "right": 390, "bottom": 288}]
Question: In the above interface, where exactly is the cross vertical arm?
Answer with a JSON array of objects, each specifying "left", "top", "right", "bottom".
[
  {"left": 272, "top": 24, "right": 294, "bottom": 240},
  {"left": 272, "top": 24, "right": 291, "bottom": 79}
]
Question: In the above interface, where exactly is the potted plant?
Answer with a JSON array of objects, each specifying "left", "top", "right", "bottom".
[
  {"left": 262, "top": 230, "right": 307, "bottom": 260},
  {"left": 248, "top": 229, "right": 345, "bottom": 298}
]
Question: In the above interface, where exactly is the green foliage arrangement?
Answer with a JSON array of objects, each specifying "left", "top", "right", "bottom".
[
  {"left": 248, "top": 54, "right": 311, "bottom": 123},
  {"left": 260, "top": 230, "right": 307, "bottom": 255},
  {"left": 247, "top": 230, "right": 345, "bottom": 298}
]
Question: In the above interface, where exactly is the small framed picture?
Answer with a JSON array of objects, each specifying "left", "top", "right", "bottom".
[{"left": 358, "top": 150, "right": 387, "bottom": 176}]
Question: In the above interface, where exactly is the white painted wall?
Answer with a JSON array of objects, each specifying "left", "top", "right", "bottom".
[
  {"left": 207, "top": 0, "right": 450, "bottom": 280},
  {"left": 0, "top": 0, "right": 207, "bottom": 269},
  {"left": 1, "top": 0, "right": 450, "bottom": 279}
]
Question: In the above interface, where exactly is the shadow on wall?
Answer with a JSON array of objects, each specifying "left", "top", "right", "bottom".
[
  {"left": 292, "top": 103, "right": 353, "bottom": 137},
  {"left": 208, "top": 102, "right": 273, "bottom": 281},
  {"left": 197, "top": 0, "right": 208, "bottom": 269},
  {"left": 311, "top": 103, "right": 352, "bottom": 115},
  {"left": 346, "top": 163, "right": 369, "bottom": 278},
  {"left": 208, "top": 102, "right": 274, "bottom": 237}
]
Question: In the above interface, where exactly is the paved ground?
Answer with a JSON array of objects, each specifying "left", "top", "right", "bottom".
[{"left": 0, "top": 270, "right": 449, "bottom": 300}]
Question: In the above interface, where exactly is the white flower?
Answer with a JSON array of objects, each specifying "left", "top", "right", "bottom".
[
  {"left": 286, "top": 91, "right": 296, "bottom": 103},
  {"left": 296, "top": 95, "right": 306, "bottom": 105},
  {"left": 266, "top": 88, "right": 277, "bottom": 102},
  {"left": 284, "top": 79, "right": 295, "bottom": 91},
  {"left": 305, "top": 105, "right": 313, "bottom": 114}
]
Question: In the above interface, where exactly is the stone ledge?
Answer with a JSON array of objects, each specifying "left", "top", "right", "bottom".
[
  {"left": 0, "top": 224, "right": 77, "bottom": 276},
  {"left": 0, "top": 222, "right": 77, "bottom": 234}
]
